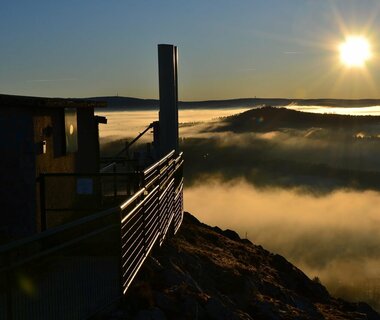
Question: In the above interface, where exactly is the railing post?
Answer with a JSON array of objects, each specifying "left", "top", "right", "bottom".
[{"left": 40, "top": 174, "right": 47, "bottom": 231}]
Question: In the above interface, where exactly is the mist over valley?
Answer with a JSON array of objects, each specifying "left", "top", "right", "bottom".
[{"left": 99, "top": 104, "right": 380, "bottom": 310}]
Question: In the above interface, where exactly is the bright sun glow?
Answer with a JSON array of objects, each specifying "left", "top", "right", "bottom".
[{"left": 339, "top": 36, "right": 371, "bottom": 67}]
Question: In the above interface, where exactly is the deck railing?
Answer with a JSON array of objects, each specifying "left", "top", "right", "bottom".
[
  {"left": 0, "top": 151, "right": 183, "bottom": 319},
  {"left": 120, "top": 151, "right": 183, "bottom": 293}
]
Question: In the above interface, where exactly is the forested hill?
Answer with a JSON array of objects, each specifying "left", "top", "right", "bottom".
[{"left": 216, "top": 106, "right": 380, "bottom": 132}]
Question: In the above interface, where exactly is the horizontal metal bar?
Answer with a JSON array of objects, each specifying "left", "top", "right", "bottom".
[
  {"left": 159, "top": 179, "right": 174, "bottom": 200},
  {"left": 122, "top": 248, "right": 144, "bottom": 279},
  {"left": 122, "top": 239, "right": 144, "bottom": 262},
  {"left": 123, "top": 231, "right": 160, "bottom": 294},
  {"left": 123, "top": 253, "right": 145, "bottom": 285},
  {"left": 144, "top": 174, "right": 160, "bottom": 189},
  {"left": 144, "top": 185, "right": 160, "bottom": 202},
  {"left": 176, "top": 178, "right": 184, "bottom": 191},
  {"left": 122, "top": 239, "right": 144, "bottom": 259},
  {"left": 120, "top": 188, "right": 145, "bottom": 211},
  {"left": 123, "top": 255, "right": 145, "bottom": 294},
  {"left": 121, "top": 204, "right": 144, "bottom": 225},
  {"left": 174, "top": 219, "right": 183, "bottom": 234},
  {"left": 176, "top": 157, "right": 184, "bottom": 165},
  {"left": 144, "top": 169, "right": 157, "bottom": 180},
  {"left": 159, "top": 171, "right": 176, "bottom": 189},
  {"left": 145, "top": 206, "right": 159, "bottom": 223},
  {"left": 121, "top": 216, "right": 143, "bottom": 241},
  {"left": 145, "top": 232, "right": 160, "bottom": 258},
  {"left": 121, "top": 185, "right": 159, "bottom": 223},
  {"left": 145, "top": 218, "right": 159, "bottom": 236},
  {"left": 144, "top": 150, "right": 175, "bottom": 175},
  {"left": 121, "top": 215, "right": 143, "bottom": 240},
  {"left": 145, "top": 217, "right": 159, "bottom": 237},
  {"left": 174, "top": 152, "right": 183, "bottom": 164},
  {"left": 145, "top": 216, "right": 159, "bottom": 232},
  {"left": 121, "top": 209, "right": 143, "bottom": 230},
  {"left": 122, "top": 236, "right": 144, "bottom": 266},
  {"left": 161, "top": 212, "right": 175, "bottom": 238},
  {"left": 144, "top": 199, "right": 159, "bottom": 215},
  {"left": 146, "top": 231, "right": 159, "bottom": 251}
]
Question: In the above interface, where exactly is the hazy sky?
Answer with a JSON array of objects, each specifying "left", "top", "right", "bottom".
[{"left": 2, "top": 0, "right": 380, "bottom": 100}]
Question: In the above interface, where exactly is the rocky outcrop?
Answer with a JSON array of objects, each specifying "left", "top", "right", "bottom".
[{"left": 109, "top": 212, "right": 380, "bottom": 319}]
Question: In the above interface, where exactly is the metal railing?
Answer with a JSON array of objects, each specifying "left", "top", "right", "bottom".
[
  {"left": 0, "top": 151, "right": 184, "bottom": 319},
  {"left": 120, "top": 151, "right": 184, "bottom": 293}
]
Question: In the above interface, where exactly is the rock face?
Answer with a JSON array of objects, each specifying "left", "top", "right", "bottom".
[{"left": 119, "top": 212, "right": 380, "bottom": 320}]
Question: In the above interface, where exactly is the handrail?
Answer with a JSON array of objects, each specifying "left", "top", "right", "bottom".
[
  {"left": 144, "top": 150, "right": 175, "bottom": 175},
  {"left": 120, "top": 150, "right": 183, "bottom": 294},
  {"left": 120, "top": 188, "right": 145, "bottom": 211},
  {"left": 121, "top": 185, "right": 159, "bottom": 224}
]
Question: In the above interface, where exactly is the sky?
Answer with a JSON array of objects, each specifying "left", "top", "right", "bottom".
[{"left": 1, "top": 0, "right": 380, "bottom": 100}]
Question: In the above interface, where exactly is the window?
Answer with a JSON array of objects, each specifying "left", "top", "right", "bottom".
[{"left": 64, "top": 108, "right": 78, "bottom": 153}]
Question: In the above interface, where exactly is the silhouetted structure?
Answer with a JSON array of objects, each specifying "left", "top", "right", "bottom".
[
  {"left": 0, "top": 44, "right": 184, "bottom": 320},
  {"left": 0, "top": 95, "right": 106, "bottom": 237},
  {"left": 158, "top": 44, "right": 179, "bottom": 156}
]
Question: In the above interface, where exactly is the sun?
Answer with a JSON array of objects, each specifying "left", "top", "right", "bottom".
[{"left": 339, "top": 36, "right": 371, "bottom": 68}]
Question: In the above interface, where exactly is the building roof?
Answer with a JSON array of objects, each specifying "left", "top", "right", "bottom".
[{"left": 0, "top": 94, "right": 107, "bottom": 109}]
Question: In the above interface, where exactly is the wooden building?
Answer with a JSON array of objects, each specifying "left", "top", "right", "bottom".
[{"left": 0, "top": 94, "right": 106, "bottom": 237}]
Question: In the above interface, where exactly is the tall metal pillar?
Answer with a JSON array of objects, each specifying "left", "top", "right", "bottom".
[{"left": 158, "top": 44, "right": 179, "bottom": 157}]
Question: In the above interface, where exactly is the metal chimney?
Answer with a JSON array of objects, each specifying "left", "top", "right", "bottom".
[{"left": 158, "top": 44, "right": 179, "bottom": 156}]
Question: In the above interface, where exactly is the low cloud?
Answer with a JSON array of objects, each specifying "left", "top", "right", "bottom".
[
  {"left": 185, "top": 178, "right": 380, "bottom": 307},
  {"left": 99, "top": 108, "right": 380, "bottom": 309},
  {"left": 179, "top": 114, "right": 380, "bottom": 194}
]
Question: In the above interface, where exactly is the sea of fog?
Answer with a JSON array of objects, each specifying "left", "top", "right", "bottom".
[
  {"left": 96, "top": 108, "right": 250, "bottom": 141},
  {"left": 97, "top": 106, "right": 380, "bottom": 309},
  {"left": 185, "top": 178, "right": 380, "bottom": 308},
  {"left": 97, "top": 105, "right": 380, "bottom": 141}
]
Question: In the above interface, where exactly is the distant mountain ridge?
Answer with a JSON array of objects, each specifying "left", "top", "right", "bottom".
[{"left": 87, "top": 96, "right": 380, "bottom": 110}]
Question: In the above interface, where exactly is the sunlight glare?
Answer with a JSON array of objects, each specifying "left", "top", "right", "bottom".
[{"left": 339, "top": 36, "right": 371, "bottom": 68}]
